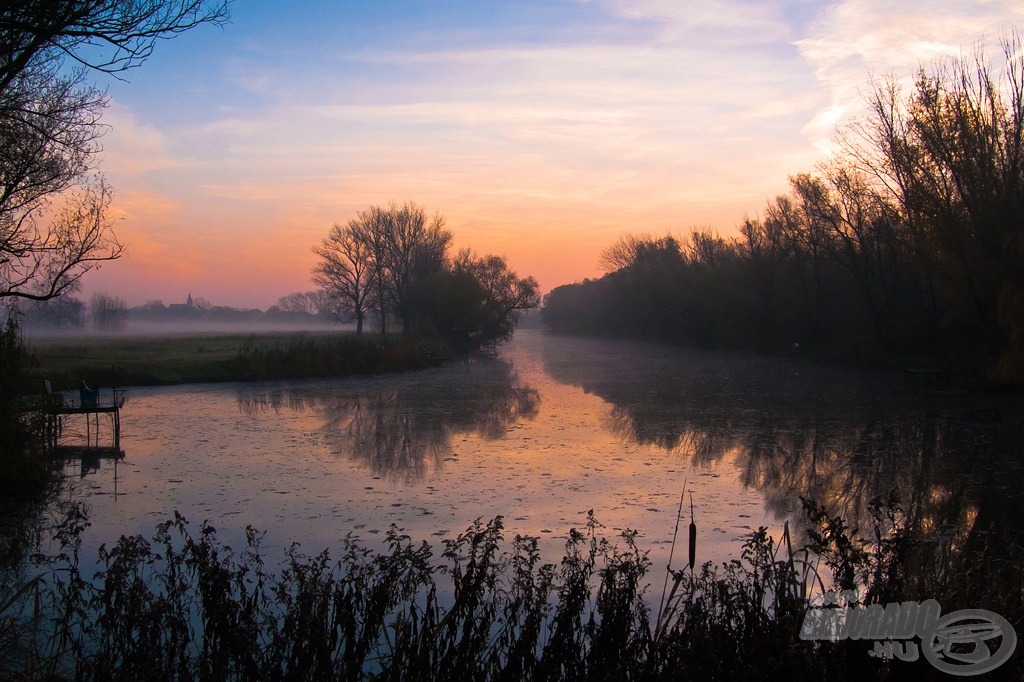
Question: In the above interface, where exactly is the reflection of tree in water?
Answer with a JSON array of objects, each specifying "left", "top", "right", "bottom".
[
  {"left": 543, "top": 337, "right": 1024, "bottom": 549},
  {"left": 237, "top": 355, "right": 539, "bottom": 483}
]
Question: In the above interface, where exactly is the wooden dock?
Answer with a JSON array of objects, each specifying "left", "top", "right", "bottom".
[{"left": 43, "top": 381, "right": 125, "bottom": 451}]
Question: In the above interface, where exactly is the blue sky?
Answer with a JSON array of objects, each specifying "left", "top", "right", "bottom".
[{"left": 85, "top": 0, "right": 1024, "bottom": 307}]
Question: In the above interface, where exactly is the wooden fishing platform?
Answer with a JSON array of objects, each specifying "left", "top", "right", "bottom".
[{"left": 42, "top": 380, "right": 125, "bottom": 452}]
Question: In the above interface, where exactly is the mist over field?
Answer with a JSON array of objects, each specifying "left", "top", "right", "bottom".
[{"left": 20, "top": 318, "right": 356, "bottom": 339}]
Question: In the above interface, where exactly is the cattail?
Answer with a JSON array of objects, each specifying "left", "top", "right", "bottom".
[
  {"left": 688, "top": 492, "right": 696, "bottom": 570},
  {"left": 656, "top": 482, "right": 688, "bottom": 634}
]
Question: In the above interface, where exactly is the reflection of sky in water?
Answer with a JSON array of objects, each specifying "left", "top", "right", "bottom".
[
  {"left": 60, "top": 331, "right": 778, "bottom": 573},
  {"left": 59, "top": 330, "right": 1024, "bottom": 580}
]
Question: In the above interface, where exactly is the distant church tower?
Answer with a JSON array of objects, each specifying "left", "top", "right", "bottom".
[{"left": 186, "top": 292, "right": 194, "bottom": 308}]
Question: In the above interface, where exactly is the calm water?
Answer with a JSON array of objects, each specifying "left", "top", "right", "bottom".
[{"left": 55, "top": 330, "right": 1024, "bottom": 575}]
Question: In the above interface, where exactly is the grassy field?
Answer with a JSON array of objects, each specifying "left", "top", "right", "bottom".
[
  {"left": 23, "top": 331, "right": 443, "bottom": 389},
  {"left": 26, "top": 333, "right": 252, "bottom": 387}
]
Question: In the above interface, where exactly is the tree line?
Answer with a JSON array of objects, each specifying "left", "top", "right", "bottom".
[
  {"left": 313, "top": 201, "right": 540, "bottom": 351},
  {"left": 543, "top": 36, "right": 1024, "bottom": 384},
  {"left": 20, "top": 290, "right": 348, "bottom": 331}
]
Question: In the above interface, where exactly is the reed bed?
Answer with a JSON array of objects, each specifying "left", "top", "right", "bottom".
[
  {"left": 1, "top": 497, "right": 1021, "bottom": 680},
  {"left": 235, "top": 335, "right": 444, "bottom": 381}
]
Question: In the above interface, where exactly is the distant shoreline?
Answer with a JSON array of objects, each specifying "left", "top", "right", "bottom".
[{"left": 21, "top": 320, "right": 356, "bottom": 340}]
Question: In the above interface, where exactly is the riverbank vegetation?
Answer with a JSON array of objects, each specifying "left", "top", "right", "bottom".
[
  {"left": 0, "top": 319, "right": 59, "bottom": 502},
  {"left": 2, "top": 496, "right": 1020, "bottom": 680},
  {"left": 22, "top": 331, "right": 449, "bottom": 388},
  {"left": 543, "top": 38, "right": 1024, "bottom": 385}
]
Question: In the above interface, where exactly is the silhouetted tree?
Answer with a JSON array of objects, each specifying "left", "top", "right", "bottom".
[
  {"left": 420, "top": 251, "right": 539, "bottom": 349},
  {"left": 379, "top": 202, "right": 452, "bottom": 336},
  {"left": 792, "top": 169, "right": 916, "bottom": 352},
  {"left": 314, "top": 202, "right": 452, "bottom": 336},
  {"left": 453, "top": 251, "right": 539, "bottom": 343},
  {"left": 315, "top": 205, "right": 538, "bottom": 349},
  {"left": 599, "top": 233, "right": 651, "bottom": 272},
  {"left": 847, "top": 34, "right": 1024, "bottom": 380},
  {"left": 313, "top": 221, "right": 377, "bottom": 334},
  {"left": 0, "top": 1, "right": 229, "bottom": 302},
  {"left": 350, "top": 206, "right": 392, "bottom": 334},
  {"left": 0, "top": 1, "right": 230, "bottom": 90}
]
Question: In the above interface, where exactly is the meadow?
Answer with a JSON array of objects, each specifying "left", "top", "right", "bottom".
[{"left": 23, "top": 332, "right": 445, "bottom": 389}]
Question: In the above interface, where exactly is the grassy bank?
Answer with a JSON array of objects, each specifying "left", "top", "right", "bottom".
[
  {"left": 23, "top": 332, "right": 447, "bottom": 389},
  {"left": 3, "top": 497, "right": 1021, "bottom": 680}
]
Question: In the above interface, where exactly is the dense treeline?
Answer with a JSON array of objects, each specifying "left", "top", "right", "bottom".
[{"left": 544, "top": 38, "right": 1024, "bottom": 384}]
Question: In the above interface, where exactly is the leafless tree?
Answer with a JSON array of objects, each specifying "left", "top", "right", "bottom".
[
  {"left": 379, "top": 202, "right": 452, "bottom": 335},
  {"left": 90, "top": 291, "right": 127, "bottom": 330},
  {"left": 0, "top": 1, "right": 231, "bottom": 90},
  {"left": 315, "top": 202, "right": 452, "bottom": 336},
  {"left": 599, "top": 233, "right": 655, "bottom": 273},
  {"left": 313, "top": 220, "right": 377, "bottom": 334},
  {"left": 276, "top": 290, "right": 329, "bottom": 317},
  {"left": 843, "top": 33, "right": 1024, "bottom": 380},
  {"left": 0, "top": 57, "right": 118, "bottom": 301},
  {"left": 0, "top": 0, "right": 229, "bottom": 302}
]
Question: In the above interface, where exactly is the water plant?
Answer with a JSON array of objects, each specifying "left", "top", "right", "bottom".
[
  {"left": 0, "top": 494, "right": 1020, "bottom": 680},
  {"left": 235, "top": 335, "right": 444, "bottom": 381}
]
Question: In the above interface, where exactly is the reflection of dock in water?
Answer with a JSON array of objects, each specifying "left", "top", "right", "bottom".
[{"left": 52, "top": 444, "right": 125, "bottom": 481}]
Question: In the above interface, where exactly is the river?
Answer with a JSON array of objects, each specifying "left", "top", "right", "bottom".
[{"left": 52, "top": 330, "right": 1024, "bottom": 578}]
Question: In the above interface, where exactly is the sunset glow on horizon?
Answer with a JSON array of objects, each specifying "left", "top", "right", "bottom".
[{"left": 82, "top": 0, "right": 1024, "bottom": 309}]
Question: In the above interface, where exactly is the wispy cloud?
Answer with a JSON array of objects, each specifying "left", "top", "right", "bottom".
[
  {"left": 94, "top": 0, "right": 1024, "bottom": 306},
  {"left": 796, "top": 0, "right": 1024, "bottom": 151},
  {"left": 596, "top": 0, "right": 795, "bottom": 44}
]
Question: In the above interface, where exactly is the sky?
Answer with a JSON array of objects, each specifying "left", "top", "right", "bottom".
[{"left": 81, "top": 0, "right": 1024, "bottom": 309}]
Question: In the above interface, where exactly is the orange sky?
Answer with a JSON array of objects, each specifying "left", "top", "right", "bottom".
[{"left": 77, "top": 0, "right": 1024, "bottom": 308}]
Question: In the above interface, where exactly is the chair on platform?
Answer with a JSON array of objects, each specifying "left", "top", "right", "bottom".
[
  {"left": 79, "top": 381, "right": 99, "bottom": 408},
  {"left": 43, "top": 379, "right": 64, "bottom": 409}
]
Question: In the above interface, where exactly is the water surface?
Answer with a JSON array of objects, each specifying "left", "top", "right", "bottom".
[{"left": 59, "top": 330, "right": 1024, "bottom": 575}]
